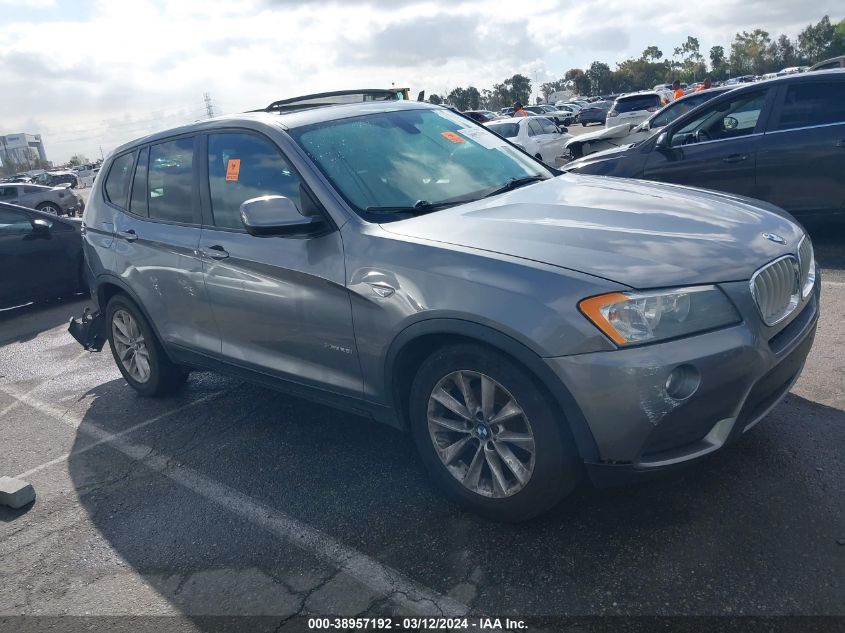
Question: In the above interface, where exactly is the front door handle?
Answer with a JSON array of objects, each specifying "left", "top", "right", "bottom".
[
  {"left": 118, "top": 229, "right": 137, "bottom": 242},
  {"left": 198, "top": 245, "right": 229, "bottom": 260},
  {"left": 722, "top": 154, "right": 748, "bottom": 164}
]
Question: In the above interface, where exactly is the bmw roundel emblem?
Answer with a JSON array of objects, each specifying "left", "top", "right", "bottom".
[{"left": 762, "top": 232, "right": 787, "bottom": 245}]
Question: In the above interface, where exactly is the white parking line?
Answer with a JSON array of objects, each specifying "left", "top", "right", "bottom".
[
  {"left": 0, "top": 350, "right": 89, "bottom": 418},
  {"left": 11, "top": 392, "right": 222, "bottom": 480},
  {"left": 1, "top": 388, "right": 470, "bottom": 617}
]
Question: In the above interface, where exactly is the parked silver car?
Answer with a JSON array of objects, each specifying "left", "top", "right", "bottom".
[
  {"left": 0, "top": 183, "right": 85, "bottom": 217},
  {"left": 71, "top": 96, "right": 819, "bottom": 521}
]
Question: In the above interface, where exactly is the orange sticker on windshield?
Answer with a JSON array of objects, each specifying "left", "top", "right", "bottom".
[
  {"left": 226, "top": 159, "right": 241, "bottom": 182},
  {"left": 440, "top": 131, "right": 465, "bottom": 143}
]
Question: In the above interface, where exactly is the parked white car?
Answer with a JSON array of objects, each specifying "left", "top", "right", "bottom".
[
  {"left": 605, "top": 91, "right": 664, "bottom": 128},
  {"left": 485, "top": 117, "right": 572, "bottom": 167}
]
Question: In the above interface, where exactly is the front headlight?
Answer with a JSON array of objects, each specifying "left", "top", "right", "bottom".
[{"left": 578, "top": 286, "right": 741, "bottom": 346}]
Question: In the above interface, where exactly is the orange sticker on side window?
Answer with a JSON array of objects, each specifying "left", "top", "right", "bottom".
[
  {"left": 226, "top": 159, "right": 241, "bottom": 182},
  {"left": 440, "top": 131, "right": 465, "bottom": 143}
]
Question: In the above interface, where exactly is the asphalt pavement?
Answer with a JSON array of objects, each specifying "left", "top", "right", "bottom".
[{"left": 0, "top": 212, "right": 843, "bottom": 630}]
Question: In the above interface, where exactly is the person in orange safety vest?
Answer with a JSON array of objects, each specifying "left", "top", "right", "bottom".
[
  {"left": 513, "top": 102, "right": 529, "bottom": 117},
  {"left": 696, "top": 78, "right": 713, "bottom": 92},
  {"left": 672, "top": 80, "right": 685, "bottom": 101}
]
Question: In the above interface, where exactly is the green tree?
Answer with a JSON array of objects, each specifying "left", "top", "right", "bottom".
[
  {"left": 465, "top": 86, "right": 480, "bottom": 110},
  {"left": 447, "top": 87, "right": 468, "bottom": 110},
  {"left": 479, "top": 88, "right": 494, "bottom": 110},
  {"left": 492, "top": 83, "right": 511, "bottom": 110},
  {"left": 833, "top": 19, "right": 845, "bottom": 57},
  {"left": 709, "top": 45, "right": 728, "bottom": 79},
  {"left": 564, "top": 68, "right": 590, "bottom": 96},
  {"left": 798, "top": 15, "right": 837, "bottom": 63},
  {"left": 830, "top": 19, "right": 845, "bottom": 57},
  {"left": 730, "top": 29, "right": 772, "bottom": 75},
  {"left": 673, "top": 36, "right": 705, "bottom": 82},
  {"left": 586, "top": 61, "right": 613, "bottom": 95},
  {"left": 641, "top": 46, "right": 663, "bottom": 62},
  {"left": 504, "top": 74, "right": 532, "bottom": 105},
  {"left": 540, "top": 79, "right": 566, "bottom": 102},
  {"left": 68, "top": 154, "right": 89, "bottom": 167},
  {"left": 428, "top": 94, "right": 442, "bottom": 105},
  {"left": 769, "top": 34, "right": 798, "bottom": 69}
]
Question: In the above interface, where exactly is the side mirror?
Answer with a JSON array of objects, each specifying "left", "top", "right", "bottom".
[
  {"left": 31, "top": 218, "right": 52, "bottom": 235},
  {"left": 655, "top": 131, "right": 670, "bottom": 149},
  {"left": 240, "top": 195, "right": 327, "bottom": 238},
  {"left": 558, "top": 126, "right": 569, "bottom": 134}
]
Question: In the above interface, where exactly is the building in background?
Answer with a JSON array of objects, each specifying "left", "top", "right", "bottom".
[{"left": 0, "top": 133, "right": 48, "bottom": 171}]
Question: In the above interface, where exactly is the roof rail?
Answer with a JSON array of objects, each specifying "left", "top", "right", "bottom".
[{"left": 259, "top": 89, "right": 410, "bottom": 113}]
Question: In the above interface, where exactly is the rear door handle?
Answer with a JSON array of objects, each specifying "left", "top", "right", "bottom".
[
  {"left": 118, "top": 229, "right": 137, "bottom": 242},
  {"left": 722, "top": 153, "right": 748, "bottom": 163},
  {"left": 198, "top": 245, "right": 229, "bottom": 260}
]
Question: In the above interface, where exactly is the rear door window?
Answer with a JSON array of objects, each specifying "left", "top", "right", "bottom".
[
  {"left": 206, "top": 132, "right": 307, "bottom": 230},
  {"left": 104, "top": 152, "right": 135, "bottom": 208},
  {"left": 148, "top": 138, "right": 195, "bottom": 224},
  {"left": 774, "top": 81, "right": 845, "bottom": 131},
  {"left": 539, "top": 119, "right": 558, "bottom": 134}
]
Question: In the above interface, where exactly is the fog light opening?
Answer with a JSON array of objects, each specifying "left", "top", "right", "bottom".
[{"left": 665, "top": 364, "right": 700, "bottom": 400}]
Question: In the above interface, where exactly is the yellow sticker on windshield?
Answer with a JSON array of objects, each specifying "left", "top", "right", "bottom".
[
  {"left": 440, "top": 131, "right": 465, "bottom": 144},
  {"left": 226, "top": 159, "right": 241, "bottom": 182}
]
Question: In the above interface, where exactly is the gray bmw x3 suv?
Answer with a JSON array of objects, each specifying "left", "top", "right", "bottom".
[{"left": 75, "top": 98, "right": 819, "bottom": 521}]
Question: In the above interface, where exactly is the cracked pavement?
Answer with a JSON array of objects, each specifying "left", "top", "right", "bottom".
[{"left": 0, "top": 223, "right": 843, "bottom": 627}]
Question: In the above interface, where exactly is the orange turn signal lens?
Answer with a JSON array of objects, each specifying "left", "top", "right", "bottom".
[{"left": 578, "top": 292, "right": 630, "bottom": 345}]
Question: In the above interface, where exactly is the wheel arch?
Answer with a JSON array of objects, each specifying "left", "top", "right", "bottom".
[
  {"left": 94, "top": 274, "right": 178, "bottom": 363},
  {"left": 385, "top": 318, "right": 599, "bottom": 462}
]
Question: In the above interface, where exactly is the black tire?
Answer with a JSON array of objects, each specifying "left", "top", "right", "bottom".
[
  {"left": 409, "top": 344, "right": 581, "bottom": 522},
  {"left": 582, "top": 122, "right": 588, "bottom": 127},
  {"left": 106, "top": 294, "right": 188, "bottom": 397},
  {"left": 37, "top": 202, "right": 60, "bottom": 215}
]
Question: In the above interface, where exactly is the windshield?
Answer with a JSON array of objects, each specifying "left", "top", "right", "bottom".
[
  {"left": 614, "top": 95, "right": 661, "bottom": 113},
  {"left": 290, "top": 108, "right": 549, "bottom": 219}
]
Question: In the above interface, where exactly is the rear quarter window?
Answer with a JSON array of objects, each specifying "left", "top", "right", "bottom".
[{"left": 104, "top": 152, "right": 136, "bottom": 208}]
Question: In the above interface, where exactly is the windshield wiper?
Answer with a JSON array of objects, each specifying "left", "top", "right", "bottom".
[
  {"left": 483, "top": 175, "right": 547, "bottom": 199},
  {"left": 366, "top": 199, "right": 469, "bottom": 214}
]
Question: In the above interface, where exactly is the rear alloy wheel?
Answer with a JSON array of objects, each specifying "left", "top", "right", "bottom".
[
  {"left": 37, "top": 202, "right": 60, "bottom": 215},
  {"left": 111, "top": 309, "right": 151, "bottom": 384},
  {"left": 410, "top": 344, "right": 581, "bottom": 522},
  {"left": 106, "top": 295, "right": 188, "bottom": 397}
]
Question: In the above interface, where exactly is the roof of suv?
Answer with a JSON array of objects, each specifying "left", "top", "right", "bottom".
[{"left": 110, "top": 100, "right": 440, "bottom": 157}]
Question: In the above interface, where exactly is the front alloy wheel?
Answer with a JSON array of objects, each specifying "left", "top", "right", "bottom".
[
  {"left": 410, "top": 344, "right": 581, "bottom": 522},
  {"left": 427, "top": 370, "right": 535, "bottom": 498}
]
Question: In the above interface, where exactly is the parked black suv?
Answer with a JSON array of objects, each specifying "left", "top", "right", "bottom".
[{"left": 564, "top": 70, "right": 845, "bottom": 219}]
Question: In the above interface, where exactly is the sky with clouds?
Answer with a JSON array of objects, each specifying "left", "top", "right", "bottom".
[{"left": 1, "top": 0, "right": 841, "bottom": 163}]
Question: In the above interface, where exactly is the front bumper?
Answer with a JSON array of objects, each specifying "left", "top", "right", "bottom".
[{"left": 546, "top": 278, "right": 819, "bottom": 486}]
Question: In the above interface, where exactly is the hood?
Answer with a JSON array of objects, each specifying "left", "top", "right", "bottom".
[
  {"left": 380, "top": 174, "right": 803, "bottom": 288},
  {"left": 564, "top": 123, "right": 637, "bottom": 149}
]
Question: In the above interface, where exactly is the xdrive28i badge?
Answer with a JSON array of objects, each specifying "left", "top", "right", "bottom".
[{"left": 762, "top": 232, "right": 787, "bottom": 245}]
